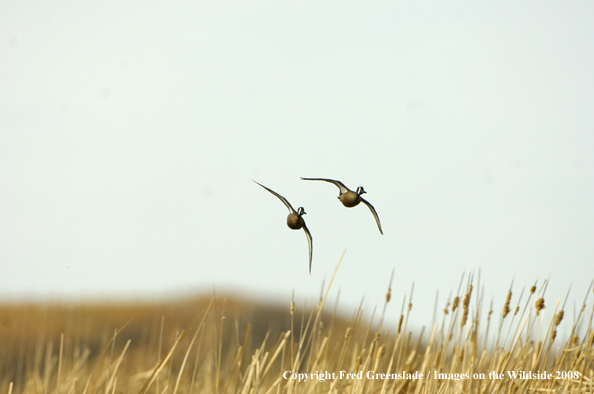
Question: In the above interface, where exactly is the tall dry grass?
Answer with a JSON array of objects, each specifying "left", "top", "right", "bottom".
[{"left": 1, "top": 254, "right": 593, "bottom": 393}]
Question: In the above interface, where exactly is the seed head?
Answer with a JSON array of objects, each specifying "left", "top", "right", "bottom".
[
  {"left": 460, "top": 309, "right": 469, "bottom": 328},
  {"left": 462, "top": 285, "right": 473, "bottom": 309},
  {"left": 554, "top": 310, "right": 564, "bottom": 327},
  {"left": 452, "top": 296, "right": 460, "bottom": 312},
  {"left": 534, "top": 298, "right": 545, "bottom": 316},
  {"left": 502, "top": 290, "right": 512, "bottom": 319},
  {"left": 378, "top": 344, "right": 386, "bottom": 359},
  {"left": 460, "top": 285, "right": 473, "bottom": 328},
  {"left": 344, "top": 327, "right": 352, "bottom": 340},
  {"left": 572, "top": 335, "right": 579, "bottom": 347}
]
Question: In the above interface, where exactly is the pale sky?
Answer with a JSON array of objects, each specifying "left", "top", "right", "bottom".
[{"left": 1, "top": 2, "right": 593, "bottom": 328}]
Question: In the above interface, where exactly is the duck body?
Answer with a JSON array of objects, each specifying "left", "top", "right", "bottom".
[
  {"left": 339, "top": 191, "right": 362, "bottom": 207},
  {"left": 287, "top": 208, "right": 306, "bottom": 229}
]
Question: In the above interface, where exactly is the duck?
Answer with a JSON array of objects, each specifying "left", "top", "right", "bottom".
[
  {"left": 254, "top": 181, "right": 313, "bottom": 273},
  {"left": 300, "top": 177, "right": 383, "bottom": 234}
]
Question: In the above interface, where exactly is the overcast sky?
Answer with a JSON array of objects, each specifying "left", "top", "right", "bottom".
[{"left": 1, "top": 2, "right": 593, "bottom": 328}]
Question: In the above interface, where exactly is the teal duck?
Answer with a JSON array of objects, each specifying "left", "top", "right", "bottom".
[
  {"left": 300, "top": 177, "right": 383, "bottom": 234},
  {"left": 254, "top": 181, "right": 313, "bottom": 273}
]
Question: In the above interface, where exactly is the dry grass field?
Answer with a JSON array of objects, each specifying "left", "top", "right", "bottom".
[{"left": 1, "top": 259, "right": 593, "bottom": 393}]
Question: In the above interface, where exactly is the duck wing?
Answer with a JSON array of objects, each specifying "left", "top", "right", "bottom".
[
  {"left": 300, "top": 177, "right": 349, "bottom": 195},
  {"left": 302, "top": 222, "right": 313, "bottom": 274},
  {"left": 360, "top": 197, "right": 383, "bottom": 234},
  {"left": 253, "top": 181, "right": 295, "bottom": 213}
]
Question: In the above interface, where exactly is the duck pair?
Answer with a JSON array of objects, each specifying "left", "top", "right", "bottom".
[{"left": 254, "top": 178, "right": 383, "bottom": 274}]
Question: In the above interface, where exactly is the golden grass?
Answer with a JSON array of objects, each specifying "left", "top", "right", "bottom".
[{"left": 1, "top": 255, "right": 593, "bottom": 393}]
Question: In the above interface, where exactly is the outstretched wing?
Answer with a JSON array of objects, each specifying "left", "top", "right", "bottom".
[
  {"left": 253, "top": 180, "right": 295, "bottom": 213},
  {"left": 302, "top": 222, "right": 313, "bottom": 274},
  {"left": 300, "top": 177, "right": 349, "bottom": 194},
  {"left": 360, "top": 197, "right": 383, "bottom": 235}
]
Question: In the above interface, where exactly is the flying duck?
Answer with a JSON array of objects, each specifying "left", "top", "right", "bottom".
[
  {"left": 300, "top": 177, "right": 383, "bottom": 234},
  {"left": 254, "top": 181, "right": 313, "bottom": 273}
]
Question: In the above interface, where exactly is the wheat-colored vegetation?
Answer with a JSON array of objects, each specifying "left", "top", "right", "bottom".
[{"left": 1, "top": 256, "right": 593, "bottom": 393}]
